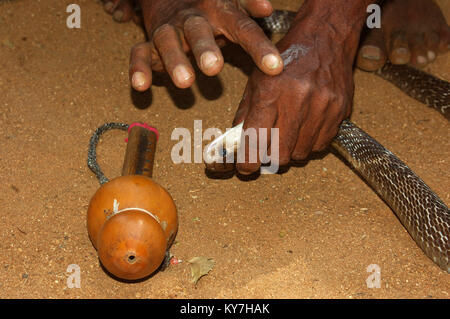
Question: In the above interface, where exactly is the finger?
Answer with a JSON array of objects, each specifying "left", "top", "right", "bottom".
[
  {"left": 112, "top": 0, "right": 134, "bottom": 23},
  {"left": 313, "top": 122, "right": 339, "bottom": 153},
  {"left": 184, "top": 15, "right": 224, "bottom": 76},
  {"left": 232, "top": 83, "right": 251, "bottom": 126},
  {"left": 129, "top": 42, "right": 153, "bottom": 91},
  {"left": 312, "top": 102, "right": 343, "bottom": 152},
  {"left": 273, "top": 102, "right": 303, "bottom": 166},
  {"left": 153, "top": 24, "right": 195, "bottom": 89},
  {"left": 291, "top": 93, "right": 327, "bottom": 160},
  {"left": 236, "top": 97, "right": 277, "bottom": 175},
  {"left": 240, "top": 0, "right": 273, "bottom": 18},
  {"left": 218, "top": 9, "right": 283, "bottom": 75}
]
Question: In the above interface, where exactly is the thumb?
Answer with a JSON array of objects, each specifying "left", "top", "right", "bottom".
[{"left": 239, "top": 0, "right": 273, "bottom": 18}]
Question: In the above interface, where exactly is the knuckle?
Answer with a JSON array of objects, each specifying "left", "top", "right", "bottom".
[
  {"left": 131, "top": 43, "right": 145, "bottom": 54},
  {"left": 235, "top": 17, "right": 258, "bottom": 35},
  {"left": 153, "top": 23, "right": 174, "bottom": 41},
  {"left": 184, "top": 15, "right": 206, "bottom": 29},
  {"left": 320, "top": 88, "right": 336, "bottom": 103},
  {"left": 256, "top": 90, "right": 276, "bottom": 105},
  {"left": 295, "top": 78, "right": 312, "bottom": 93},
  {"left": 193, "top": 38, "right": 213, "bottom": 52}
]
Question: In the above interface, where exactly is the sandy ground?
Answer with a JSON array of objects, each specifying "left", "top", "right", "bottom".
[{"left": 0, "top": 0, "right": 449, "bottom": 299}]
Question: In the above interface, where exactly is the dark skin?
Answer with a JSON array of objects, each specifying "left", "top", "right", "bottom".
[
  {"left": 233, "top": 0, "right": 372, "bottom": 172},
  {"left": 130, "top": 0, "right": 284, "bottom": 90},
  {"left": 101, "top": 0, "right": 449, "bottom": 174},
  {"left": 357, "top": 0, "right": 450, "bottom": 71},
  {"left": 103, "top": 0, "right": 450, "bottom": 70}
]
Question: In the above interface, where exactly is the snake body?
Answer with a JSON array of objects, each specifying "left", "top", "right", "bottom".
[
  {"left": 332, "top": 122, "right": 449, "bottom": 272},
  {"left": 205, "top": 10, "right": 450, "bottom": 272},
  {"left": 376, "top": 63, "right": 450, "bottom": 119}
]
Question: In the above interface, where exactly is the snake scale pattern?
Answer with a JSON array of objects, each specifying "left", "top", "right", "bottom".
[{"left": 245, "top": 10, "right": 450, "bottom": 272}]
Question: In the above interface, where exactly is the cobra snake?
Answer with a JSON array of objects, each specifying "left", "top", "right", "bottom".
[{"left": 204, "top": 10, "right": 450, "bottom": 273}]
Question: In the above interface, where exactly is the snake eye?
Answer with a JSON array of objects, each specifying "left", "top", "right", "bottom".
[{"left": 219, "top": 148, "right": 227, "bottom": 157}]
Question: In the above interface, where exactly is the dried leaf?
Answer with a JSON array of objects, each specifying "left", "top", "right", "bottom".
[{"left": 187, "top": 257, "right": 215, "bottom": 285}]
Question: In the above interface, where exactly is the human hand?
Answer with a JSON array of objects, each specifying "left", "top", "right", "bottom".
[
  {"left": 129, "top": 0, "right": 283, "bottom": 90},
  {"left": 232, "top": 10, "right": 358, "bottom": 174}
]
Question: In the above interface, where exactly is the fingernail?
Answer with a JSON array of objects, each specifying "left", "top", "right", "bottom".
[
  {"left": 200, "top": 51, "right": 218, "bottom": 69},
  {"left": 427, "top": 50, "right": 436, "bottom": 61},
  {"left": 417, "top": 55, "right": 427, "bottom": 64},
  {"left": 173, "top": 65, "right": 193, "bottom": 83},
  {"left": 132, "top": 72, "right": 146, "bottom": 88},
  {"left": 104, "top": 2, "right": 114, "bottom": 12},
  {"left": 262, "top": 53, "right": 281, "bottom": 69},
  {"left": 113, "top": 10, "right": 123, "bottom": 21}
]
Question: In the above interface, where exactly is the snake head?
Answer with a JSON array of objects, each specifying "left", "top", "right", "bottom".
[{"left": 204, "top": 122, "right": 243, "bottom": 172}]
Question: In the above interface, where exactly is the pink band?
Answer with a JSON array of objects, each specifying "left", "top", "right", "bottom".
[{"left": 124, "top": 122, "right": 159, "bottom": 142}]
